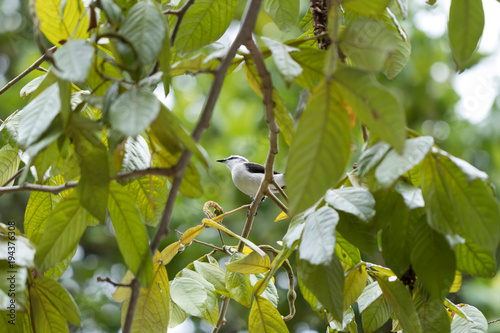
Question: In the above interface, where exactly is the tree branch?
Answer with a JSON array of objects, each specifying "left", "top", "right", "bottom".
[
  {"left": 1, "top": 167, "right": 25, "bottom": 187},
  {"left": 0, "top": 167, "right": 176, "bottom": 196},
  {"left": 123, "top": 1, "right": 264, "bottom": 331},
  {"left": 168, "top": 0, "right": 195, "bottom": 46},
  {"left": 0, "top": 46, "right": 57, "bottom": 96}
]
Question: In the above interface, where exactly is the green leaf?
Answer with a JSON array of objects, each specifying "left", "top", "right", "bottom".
[
  {"left": 32, "top": 277, "right": 81, "bottom": 326},
  {"left": 122, "top": 254, "right": 170, "bottom": 332},
  {"left": 225, "top": 251, "right": 271, "bottom": 274},
  {"left": 335, "top": 232, "right": 361, "bottom": 268},
  {"left": 455, "top": 241, "right": 496, "bottom": 278},
  {"left": 263, "top": 0, "right": 299, "bottom": 32},
  {"left": 152, "top": 105, "right": 210, "bottom": 169},
  {"left": 225, "top": 254, "right": 252, "bottom": 307},
  {"left": 261, "top": 37, "right": 302, "bottom": 86},
  {"left": 357, "top": 282, "right": 392, "bottom": 333},
  {"left": 108, "top": 182, "right": 153, "bottom": 286},
  {"left": 250, "top": 273, "right": 279, "bottom": 308},
  {"left": 413, "top": 289, "right": 451, "bottom": 333},
  {"left": 380, "top": 194, "right": 414, "bottom": 278},
  {"left": 357, "top": 141, "right": 391, "bottom": 177},
  {"left": 448, "top": 0, "right": 484, "bottom": 72},
  {"left": 18, "top": 83, "right": 61, "bottom": 148},
  {"left": 34, "top": 198, "right": 89, "bottom": 272},
  {"left": 395, "top": 182, "right": 425, "bottom": 209},
  {"left": 170, "top": 277, "right": 207, "bottom": 317},
  {"left": 374, "top": 137, "right": 434, "bottom": 188},
  {"left": 339, "top": 15, "right": 411, "bottom": 79},
  {"left": 249, "top": 296, "right": 289, "bottom": 333},
  {"left": 20, "top": 74, "right": 47, "bottom": 99},
  {"left": 109, "top": 87, "right": 160, "bottom": 137},
  {"left": 0, "top": 144, "right": 20, "bottom": 186},
  {"left": 325, "top": 187, "right": 376, "bottom": 222},
  {"left": 126, "top": 175, "right": 168, "bottom": 227},
  {"left": 286, "top": 80, "right": 351, "bottom": 215},
  {"left": 169, "top": 295, "right": 188, "bottom": 328},
  {"left": 72, "top": 129, "right": 109, "bottom": 222},
  {"left": 159, "top": 14, "right": 171, "bottom": 96},
  {"left": 180, "top": 269, "right": 218, "bottom": 326},
  {"left": 343, "top": 265, "right": 367, "bottom": 311},
  {"left": 174, "top": 0, "right": 237, "bottom": 56},
  {"left": 24, "top": 187, "right": 60, "bottom": 245},
  {"left": 341, "top": 0, "right": 392, "bottom": 16},
  {"left": 290, "top": 48, "right": 326, "bottom": 90},
  {"left": 120, "top": 1, "right": 166, "bottom": 66},
  {"left": 30, "top": 282, "right": 71, "bottom": 333},
  {"left": 298, "top": 254, "right": 344, "bottom": 321},
  {"left": 421, "top": 151, "right": 500, "bottom": 252},
  {"left": 243, "top": 63, "right": 295, "bottom": 146},
  {"left": 375, "top": 274, "right": 422, "bottom": 333},
  {"left": 411, "top": 218, "right": 456, "bottom": 300},
  {"left": 193, "top": 261, "right": 229, "bottom": 297},
  {"left": 35, "top": 0, "right": 89, "bottom": 46},
  {"left": 52, "top": 39, "right": 93, "bottom": 83},
  {"left": 337, "top": 212, "right": 378, "bottom": 253},
  {"left": 333, "top": 68, "right": 406, "bottom": 153},
  {"left": 298, "top": 206, "right": 339, "bottom": 265},
  {"left": 450, "top": 304, "right": 487, "bottom": 333}
]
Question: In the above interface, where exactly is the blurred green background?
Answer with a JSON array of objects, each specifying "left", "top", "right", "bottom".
[{"left": 2, "top": 0, "right": 500, "bottom": 332}]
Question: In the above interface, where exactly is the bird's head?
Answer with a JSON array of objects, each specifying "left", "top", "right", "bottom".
[{"left": 216, "top": 155, "right": 248, "bottom": 170}]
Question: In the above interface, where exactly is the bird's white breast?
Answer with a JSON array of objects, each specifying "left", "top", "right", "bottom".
[{"left": 232, "top": 164, "right": 263, "bottom": 197}]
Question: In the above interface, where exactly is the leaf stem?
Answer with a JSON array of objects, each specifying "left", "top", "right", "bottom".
[{"left": 168, "top": 0, "right": 196, "bottom": 46}]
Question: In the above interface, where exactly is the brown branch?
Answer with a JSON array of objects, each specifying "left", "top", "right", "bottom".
[
  {"left": 264, "top": 190, "right": 288, "bottom": 214},
  {"left": 489, "top": 318, "right": 500, "bottom": 325},
  {"left": 124, "top": 1, "right": 264, "bottom": 331},
  {"left": 0, "top": 46, "right": 57, "bottom": 96},
  {"left": 1, "top": 167, "right": 25, "bottom": 187},
  {"left": 169, "top": 0, "right": 196, "bottom": 46},
  {"left": 96, "top": 276, "right": 133, "bottom": 288},
  {"left": 271, "top": 179, "right": 288, "bottom": 202},
  {"left": 0, "top": 167, "right": 176, "bottom": 196}
]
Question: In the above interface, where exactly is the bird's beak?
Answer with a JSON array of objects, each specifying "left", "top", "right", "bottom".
[{"left": 216, "top": 159, "right": 226, "bottom": 163}]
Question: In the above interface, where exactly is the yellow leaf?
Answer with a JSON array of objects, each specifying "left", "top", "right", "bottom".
[
  {"left": 226, "top": 251, "right": 271, "bottom": 274},
  {"left": 36, "top": 0, "right": 90, "bottom": 46},
  {"left": 450, "top": 270, "right": 462, "bottom": 293},
  {"left": 274, "top": 211, "right": 288, "bottom": 222},
  {"left": 180, "top": 225, "right": 204, "bottom": 245},
  {"left": 160, "top": 242, "right": 181, "bottom": 266},
  {"left": 249, "top": 296, "right": 289, "bottom": 333}
]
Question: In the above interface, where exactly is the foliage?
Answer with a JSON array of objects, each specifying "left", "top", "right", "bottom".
[{"left": 0, "top": 0, "right": 498, "bottom": 332}]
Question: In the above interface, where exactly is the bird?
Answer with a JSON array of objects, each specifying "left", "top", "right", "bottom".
[{"left": 216, "top": 155, "right": 286, "bottom": 198}]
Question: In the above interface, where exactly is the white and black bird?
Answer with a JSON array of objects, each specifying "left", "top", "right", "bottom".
[{"left": 216, "top": 155, "right": 286, "bottom": 198}]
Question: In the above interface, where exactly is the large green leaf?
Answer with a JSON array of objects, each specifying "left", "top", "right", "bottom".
[
  {"left": 120, "top": 1, "right": 166, "bottom": 66},
  {"left": 263, "top": 0, "right": 299, "bottom": 32},
  {"left": 126, "top": 175, "right": 168, "bottom": 227},
  {"left": 298, "top": 206, "right": 339, "bottom": 265},
  {"left": 194, "top": 261, "right": 229, "bottom": 297},
  {"left": 450, "top": 304, "right": 487, "bottom": 333},
  {"left": 32, "top": 277, "right": 81, "bottom": 326},
  {"left": 30, "top": 281, "right": 71, "bottom": 333},
  {"left": 35, "top": 0, "right": 89, "bottom": 46},
  {"left": 34, "top": 198, "right": 89, "bottom": 272},
  {"left": 298, "top": 254, "right": 344, "bottom": 321},
  {"left": 123, "top": 252, "right": 170, "bottom": 333},
  {"left": 335, "top": 232, "right": 361, "bottom": 268},
  {"left": 413, "top": 289, "right": 451, "bottom": 333},
  {"left": 261, "top": 37, "right": 302, "bottom": 86},
  {"left": 325, "top": 187, "right": 376, "bottom": 222},
  {"left": 421, "top": 151, "right": 500, "bottom": 252},
  {"left": 358, "top": 283, "right": 392, "bottom": 333},
  {"left": 286, "top": 80, "right": 351, "bottom": 215},
  {"left": 248, "top": 296, "right": 289, "bottom": 333},
  {"left": 52, "top": 39, "right": 94, "bottom": 83},
  {"left": 448, "top": 0, "right": 484, "bottom": 72},
  {"left": 337, "top": 211, "right": 378, "bottom": 253},
  {"left": 17, "top": 83, "right": 61, "bottom": 148},
  {"left": 411, "top": 218, "right": 456, "bottom": 300},
  {"left": 343, "top": 265, "right": 367, "bottom": 311},
  {"left": 375, "top": 274, "right": 422, "bottom": 333},
  {"left": 180, "top": 269, "right": 218, "bottom": 326},
  {"left": 109, "top": 87, "right": 160, "bottom": 137},
  {"left": 290, "top": 48, "right": 326, "bottom": 90},
  {"left": 108, "top": 182, "right": 153, "bottom": 287},
  {"left": 170, "top": 277, "right": 207, "bottom": 317},
  {"left": 243, "top": 64, "right": 295, "bottom": 146},
  {"left": 333, "top": 68, "right": 406, "bottom": 153},
  {"left": 225, "top": 254, "right": 252, "bottom": 307},
  {"left": 339, "top": 14, "right": 411, "bottom": 79},
  {"left": 455, "top": 241, "right": 496, "bottom": 278},
  {"left": 225, "top": 251, "right": 271, "bottom": 274},
  {"left": 24, "top": 186, "right": 61, "bottom": 245},
  {"left": 72, "top": 129, "right": 109, "bottom": 222},
  {"left": 174, "top": 0, "right": 237, "bottom": 56},
  {"left": 341, "top": 0, "right": 392, "bottom": 16},
  {"left": 0, "top": 144, "right": 20, "bottom": 186}
]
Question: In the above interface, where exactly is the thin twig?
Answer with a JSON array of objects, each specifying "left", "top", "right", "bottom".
[
  {"left": 0, "top": 46, "right": 57, "bottom": 96},
  {"left": 124, "top": 1, "right": 264, "bottom": 331},
  {"left": 264, "top": 190, "right": 288, "bottom": 214},
  {"left": 489, "top": 318, "right": 500, "bottom": 325},
  {"left": 97, "top": 276, "right": 133, "bottom": 288},
  {"left": 1, "top": 167, "right": 25, "bottom": 187},
  {"left": 0, "top": 166, "right": 176, "bottom": 195},
  {"left": 169, "top": 0, "right": 195, "bottom": 46},
  {"left": 271, "top": 179, "right": 288, "bottom": 202},
  {"left": 175, "top": 230, "right": 231, "bottom": 254}
]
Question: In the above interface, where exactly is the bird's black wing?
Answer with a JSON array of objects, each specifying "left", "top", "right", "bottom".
[{"left": 244, "top": 162, "right": 281, "bottom": 174}]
